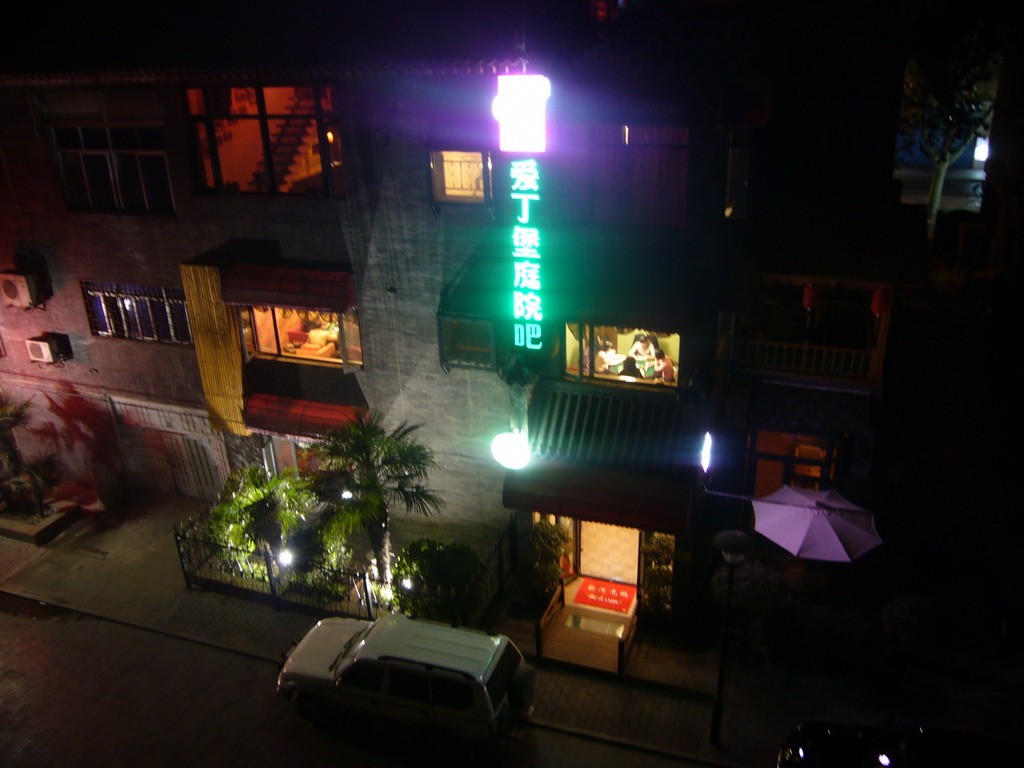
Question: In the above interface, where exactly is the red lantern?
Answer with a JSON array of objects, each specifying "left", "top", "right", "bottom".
[
  {"left": 802, "top": 284, "right": 819, "bottom": 311},
  {"left": 871, "top": 287, "right": 892, "bottom": 317}
]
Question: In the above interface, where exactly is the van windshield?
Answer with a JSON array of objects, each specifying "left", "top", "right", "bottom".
[
  {"left": 332, "top": 624, "right": 372, "bottom": 673},
  {"left": 484, "top": 645, "right": 521, "bottom": 709}
]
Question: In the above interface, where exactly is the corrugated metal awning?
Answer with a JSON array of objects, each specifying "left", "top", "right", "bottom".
[
  {"left": 502, "top": 381, "right": 707, "bottom": 531},
  {"left": 527, "top": 381, "right": 707, "bottom": 472},
  {"left": 244, "top": 394, "right": 360, "bottom": 439},
  {"left": 221, "top": 263, "right": 356, "bottom": 312}
]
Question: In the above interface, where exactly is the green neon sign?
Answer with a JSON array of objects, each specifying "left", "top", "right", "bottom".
[{"left": 510, "top": 159, "right": 543, "bottom": 350}]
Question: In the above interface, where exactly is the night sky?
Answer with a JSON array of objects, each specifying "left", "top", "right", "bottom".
[{"left": 5, "top": 1, "right": 577, "bottom": 72}]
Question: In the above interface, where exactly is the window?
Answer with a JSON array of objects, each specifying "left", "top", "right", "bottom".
[
  {"left": 387, "top": 668, "right": 430, "bottom": 703},
  {"left": 342, "top": 662, "right": 385, "bottom": 692},
  {"left": 430, "top": 677, "right": 474, "bottom": 709},
  {"left": 54, "top": 126, "right": 173, "bottom": 213},
  {"left": 239, "top": 306, "right": 362, "bottom": 367},
  {"left": 751, "top": 431, "right": 838, "bottom": 497},
  {"left": 439, "top": 317, "right": 494, "bottom": 370},
  {"left": 430, "top": 150, "right": 490, "bottom": 203},
  {"left": 564, "top": 323, "right": 681, "bottom": 388},
  {"left": 264, "top": 437, "right": 320, "bottom": 476},
  {"left": 186, "top": 86, "right": 343, "bottom": 196},
  {"left": 81, "top": 282, "right": 191, "bottom": 344}
]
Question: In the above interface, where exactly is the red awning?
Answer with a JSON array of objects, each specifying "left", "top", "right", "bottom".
[
  {"left": 220, "top": 263, "right": 356, "bottom": 311},
  {"left": 502, "top": 460, "right": 692, "bottom": 533},
  {"left": 244, "top": 394, "right": 360, "bottom": 439}
]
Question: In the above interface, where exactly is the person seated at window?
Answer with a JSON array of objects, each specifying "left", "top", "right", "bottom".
[
  {"left": 628, "top": 333, "right": 656, "bottom": 362},
  {"left": 619, "top": 356, "right": 642, "bottom": 378},
  {"left": 594, "top": 339, "right": 625, "bottom": 373},
  {"left": 654, "top": 349, "right": 675, "bottom": 383}
]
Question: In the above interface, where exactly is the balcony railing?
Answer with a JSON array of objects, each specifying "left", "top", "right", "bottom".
[{"left": 731, "top": 338, "right": 879, "bottom": 380}]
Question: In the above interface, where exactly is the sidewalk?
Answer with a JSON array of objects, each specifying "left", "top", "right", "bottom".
[{"left": 3, "top": 494, "right": 1010, "bottom": 767}]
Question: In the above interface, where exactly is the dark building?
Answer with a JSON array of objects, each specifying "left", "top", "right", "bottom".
[{"left": 3, "top": 2, "right": 1014, "bottom": 667}]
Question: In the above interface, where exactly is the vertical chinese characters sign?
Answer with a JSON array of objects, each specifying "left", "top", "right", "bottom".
[{"left": 493, "top": 75, "right": 551, "bottom": 351}]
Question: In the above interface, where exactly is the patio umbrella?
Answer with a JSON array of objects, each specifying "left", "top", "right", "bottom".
[{"left": 751, "top": 485, "right": 882, "bottom": 562}]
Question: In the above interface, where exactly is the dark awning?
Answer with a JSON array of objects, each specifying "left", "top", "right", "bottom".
[
  {"left": 528, "top": 380, "right": 708, "bottom": 473},
  {"left": 501, "top": 380, "right": 707, "bottom": 532},
  {"left": 221, "top": 263, "right": 356, "bottom": 312},
  {"left": 503, "top": 460, "right": 691, "bottom": 533},
  {"left": 244, "top": 393, "right": 359, "bottom": 439}
]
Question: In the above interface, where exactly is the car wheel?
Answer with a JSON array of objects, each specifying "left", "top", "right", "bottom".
[{"left": 508, "top": 665, "right": 536, "bottom": 715}]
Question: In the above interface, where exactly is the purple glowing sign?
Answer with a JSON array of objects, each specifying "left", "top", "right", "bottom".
[{"left": 492, "top": 75, "right": 550, "bottom": 153}]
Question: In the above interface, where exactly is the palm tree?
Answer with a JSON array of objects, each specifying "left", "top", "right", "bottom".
[
  {"left": 208, "top": 466, "right": 314, "bottom": 561},
  {"left": 314, "top": 409, "right": 443, "bottom": 584}
]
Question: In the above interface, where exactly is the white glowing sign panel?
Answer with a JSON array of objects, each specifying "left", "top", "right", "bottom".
[{"left": 492, "top": 75, "right": 550, "bottom": 153}]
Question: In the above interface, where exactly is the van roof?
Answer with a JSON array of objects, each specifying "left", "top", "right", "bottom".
[{"left": 353, "top": 614, "right": 504, "bottom": 681}]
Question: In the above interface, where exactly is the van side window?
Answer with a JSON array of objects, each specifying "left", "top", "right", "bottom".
[
  {"left": 342, "top": 661, "right": 385, "bottom": 691},
  {"left": 388, "top": 668, "right": 430, "bottom": 703},
  {"left": 431, "top": 677, "right": 474, "bottom": 709}
]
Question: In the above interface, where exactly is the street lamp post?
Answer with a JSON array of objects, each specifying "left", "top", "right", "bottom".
[{"left": 709, "top": 529, "right": 753, "bottom": 747}]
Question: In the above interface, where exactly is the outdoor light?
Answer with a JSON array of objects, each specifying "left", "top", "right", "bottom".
[
  {"left": 341, "top": 490, "right": 353, "bottom": 500},
  {"left": 277, "top": 549, "right": 293, "bottom": 567},
  {"left": 878, "top": 755, "right": 891, "bottom": 767},
  {"left": 702, "top": 432, "right": 713, "bottom": 473},
  {"left": 402, "top": 578, "right": 413, "bottom": 590},
  {"left": 974, "top": 136, "right": 989, "bottom": 162},
  {"left": 710, "top": 529, "right": 754, "bottom": 746},
  {"left": 491, "top": 430, "right": 530, "bottom": 469},
  {"left": 492, "top": 74, "right": 550, "bottom": 153}
]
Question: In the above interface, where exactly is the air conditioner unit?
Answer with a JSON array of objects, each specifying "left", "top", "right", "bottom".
[
  {"left": 26, "top": 336, "right": 57, "bottom": 363},
  {"left": 2, "top": 272, "right": 40, "bottom": 308}
]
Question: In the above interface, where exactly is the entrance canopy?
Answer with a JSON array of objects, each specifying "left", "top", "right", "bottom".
[
  {"left": 244, "top": 394, "right": 359, "bottom": 439},
  {"left": 503, "top": 459, "right": 690, "bottom": 532},
  {"left": 502, "top": 380, "right": 705, "bottom": 532}
]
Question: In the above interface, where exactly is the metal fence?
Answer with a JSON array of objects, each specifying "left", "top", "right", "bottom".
[{"left": 173, "top": 513, "right": 515, "bottom": 627}]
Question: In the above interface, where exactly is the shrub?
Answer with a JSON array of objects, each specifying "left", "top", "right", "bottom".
[
  {"left": 530, "top": 519, "right": 570, "bottom": 600},
  {"left": 393, "top": 538, "right": 484, "bottom": 625},
  {"left": 640, "top": 532, "right": 675, "bottom": 624}
]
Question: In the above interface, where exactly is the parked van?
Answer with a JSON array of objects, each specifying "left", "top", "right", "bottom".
[{"left": 277, "top": 613, "right": 535, "bottom": 744}]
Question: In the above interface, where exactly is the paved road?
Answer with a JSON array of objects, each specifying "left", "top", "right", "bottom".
[{"left": 0, "top": 595, "right": 708, "bottom": 768}]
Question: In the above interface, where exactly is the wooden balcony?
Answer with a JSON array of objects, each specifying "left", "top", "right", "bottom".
[{"left": 729, "top": 338, "right": 884, "bottom": 383}]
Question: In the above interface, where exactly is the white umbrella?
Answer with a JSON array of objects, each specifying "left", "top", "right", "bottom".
[{"left": 752, "top": 485, "right": 882, "bottom": 562}]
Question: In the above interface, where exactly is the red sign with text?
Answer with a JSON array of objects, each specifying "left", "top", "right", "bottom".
[{"left": 573, "top": 578, "right": 637, "bottom": 613}]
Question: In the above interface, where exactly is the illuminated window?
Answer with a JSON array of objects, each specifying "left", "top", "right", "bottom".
[
  {"left": 239, "top": 306, "right": 361, "bottom": 367},
  {"left": 81, "top": 281, "right": 191, "bottom": 344},
  {"left": 54, "top": 126, "right": 174, "bottom": 213},
  {"left": 439, "top": 317, "right": 495, "bottom": 370},
  {"left": 265, "top": 437, "right": 321, "bottom": 476},
  {"left": 565, "top": 323, "right": 682, "bottom": 388},
  {"left": 751, "top": 431, "right": 838, "bottom": 497},
  {"left": 186, "top": 86, "right": 343, "bottom": 197},
  {"left": 430, "top": 150, "right": 489, "bottom": 203}
]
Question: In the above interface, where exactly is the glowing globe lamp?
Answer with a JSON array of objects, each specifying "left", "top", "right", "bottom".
[{"left": 491, "top": 431, "right": 530, "bottom": 469}]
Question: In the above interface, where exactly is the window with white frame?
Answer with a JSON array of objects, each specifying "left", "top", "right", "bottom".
[
  {"left": 81, "top": 281, "right": 191, "bottom": 344},
  {"left": 54, "top": 126, "right": 174, "bottom": 213},
  {"left": 430, "top": 150, "right": 490, "bottom": 203}
]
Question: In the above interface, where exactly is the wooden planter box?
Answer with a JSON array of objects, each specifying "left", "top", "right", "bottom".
[{"left": 0, "top": 501, "right": 82, "bottom": 545}]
